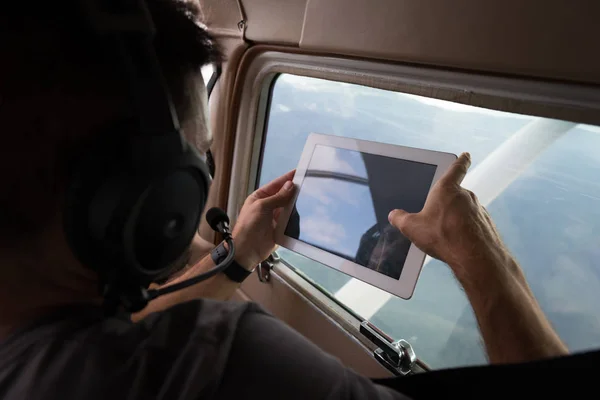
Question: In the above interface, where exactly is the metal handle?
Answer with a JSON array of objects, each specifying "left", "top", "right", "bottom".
[
  {"left": 360, "top": 321, "right": 417, "bottom": 376},
  {"left": 256, "top": 251, "right": 280, "bottom": 283}
]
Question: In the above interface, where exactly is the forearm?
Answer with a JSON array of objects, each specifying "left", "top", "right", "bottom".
[
  {"left": 131, "top": 252, "right": 242, "bottom": 321},
  {"left": 452, "top": 249, "right": 568, "bottom": 364},
  {"left": 188, "top": 234, "right": 214, "bottom": 265}
]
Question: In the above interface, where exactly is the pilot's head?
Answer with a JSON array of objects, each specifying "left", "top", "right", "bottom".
[{"left": 0, "top": 1, "right": 220, "bottom": 297}]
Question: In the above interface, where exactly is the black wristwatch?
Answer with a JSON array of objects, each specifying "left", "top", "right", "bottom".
[{"left": 210, "top": 241, "right": 253, "bottom": 283}]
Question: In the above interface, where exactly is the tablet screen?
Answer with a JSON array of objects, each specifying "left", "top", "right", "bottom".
[{"left": 285, "top": 144, "right": 437, "bottom": 280}]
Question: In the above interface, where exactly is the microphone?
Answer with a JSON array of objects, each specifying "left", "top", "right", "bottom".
[
  {"left": 206, "top": 207, "right": 231, "bottom": 237},
  {"left": 145, "top": 207, "right": 235, "bottom": 301}
]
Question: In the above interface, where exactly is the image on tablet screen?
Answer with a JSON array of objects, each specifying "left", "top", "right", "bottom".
[{"left": 285, "top": 145, "right": 436, "bottom": 280}]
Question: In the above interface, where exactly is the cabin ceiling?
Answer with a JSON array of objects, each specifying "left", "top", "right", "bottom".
[{"left": 201, "top": 0, "right": 600, "bottom": 85}]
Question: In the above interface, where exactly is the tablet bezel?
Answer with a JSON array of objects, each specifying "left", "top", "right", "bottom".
[{"left": 275, "top": 133, "right": 457, "bottom": 299}]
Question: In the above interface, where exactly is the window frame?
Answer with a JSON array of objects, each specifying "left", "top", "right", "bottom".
[{"left": 229, "top": 48, "right": 600, "bottom": 371}]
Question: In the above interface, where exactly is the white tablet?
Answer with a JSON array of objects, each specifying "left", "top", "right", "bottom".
[{"left": 275, "top": 133, "right": 457, "bottom": 299}]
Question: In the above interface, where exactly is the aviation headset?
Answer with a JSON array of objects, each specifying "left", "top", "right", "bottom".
[{"left": 63, "top": 0, "right": 230, "bottom": 314}]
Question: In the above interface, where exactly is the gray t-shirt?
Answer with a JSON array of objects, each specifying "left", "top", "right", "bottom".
[{"left": 0, "top": 300, "right": 408, "bottom": 399}]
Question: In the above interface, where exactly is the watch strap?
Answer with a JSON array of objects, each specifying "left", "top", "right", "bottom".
[{"left": 211, "top": 242, "right": 252, "bottom": 283}]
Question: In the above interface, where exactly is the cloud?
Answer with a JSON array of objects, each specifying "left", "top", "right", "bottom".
[
  {"left": 300, "top": 177, "right": 362, "bottom": 207},
  {"left": 299, "top": 146, "right": 370, "bottom": 208},
  {"left": 302, "top": 215, "right": 346, "bottom": 246},
  {"left": 401, "top": 92, "right": 533, "bottom": 119},
  {"left": 279, "top": 74, "right": 352, "bottom": 93},
  {"left": 579, "top": 124, "right": 600, "bottom": 134},
  {"left": 300, "top": 206, "right": 351, "bottom": 254},
  {"left": 299, "top": 204, "right": 358, "bottom": 259},
  {"left": 309, "top": 145, "right": 358, "bottom": 176},
  {"left": 301, "top": 182, "right": 334, "bottom": 205}
]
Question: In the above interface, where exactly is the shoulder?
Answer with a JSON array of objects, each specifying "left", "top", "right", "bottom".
[
  {"left": 131, "top": 299, "right": 270, "bottom": 364},
  {"left": 131, "top": 299, "right": 267, "bottom": 345},
  {"left": 1, "top": 300, "right": 269, "bottom": 400},
  {"left": 99, "top": 300, "right": 269, "bottom": 397}
]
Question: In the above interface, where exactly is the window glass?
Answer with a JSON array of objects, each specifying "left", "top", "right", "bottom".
[
  {"left": 201, "top": 64, "right": 215, "bottom": 88},
  {"left": 258, "top": 74, "right": 600, "bottom": 369}
]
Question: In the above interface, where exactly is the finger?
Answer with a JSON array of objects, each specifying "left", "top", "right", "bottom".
[
  {"left": 388, "top": 209, "right": 417, "bottom": 239},
  {"left": 253, "top": 170, "right": 296, "bottom": 200},
  {"left": 260, "top": 180, "right": 295, "bottom": 210},
  {"left": 440, "top": 152, "right": 471, "bottom": 187}
]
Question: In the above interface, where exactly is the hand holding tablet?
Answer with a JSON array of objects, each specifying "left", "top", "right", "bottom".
[
  {"left": 388, "top": 152, "right": 497, "bottom": 281},
  {"left": 275, "top": 133, "right": 457, "bottom": 299}
]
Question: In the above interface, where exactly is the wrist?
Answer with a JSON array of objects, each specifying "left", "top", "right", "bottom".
[
  {"left": 450, "top": 247, "right": 527, "bottom": 295},
  {"left": 223, "top": 240, "right": 256, "bottom": 272}
]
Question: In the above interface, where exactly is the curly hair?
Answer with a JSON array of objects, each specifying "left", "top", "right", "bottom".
[{"left": 0, "top": 0, "right": 222, "bottom": 245}]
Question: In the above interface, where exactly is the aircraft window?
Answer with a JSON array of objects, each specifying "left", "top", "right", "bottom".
[
  {"left": 256, "top": 73, "right": 600, "bottom": 370},
  {"left": 201, "top": 64, "right": 215, "bottom": 87},
  {"left": 201, "top": 63, "right": 220, "bottom": 98}
]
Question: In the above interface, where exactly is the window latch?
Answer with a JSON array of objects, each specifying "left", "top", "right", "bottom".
[
  {"left": 360, "top": 321, "right": 416, "bottom": 376},
  {"left": 257, "top": 251, "right": 280, "bottom": 283}
]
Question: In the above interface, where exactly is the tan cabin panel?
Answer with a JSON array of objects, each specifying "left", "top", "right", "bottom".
[
  {"left": 197, "top": 36, "right": 249, "bottom": 242},
  {"left": 301, "top": 0, "right": 600, "bottom": 84},
  {"left": 245, "top": 0, "right": 306, "bottom": 44},
  {"left": 199, "top": 0, "right": 244, "bottom": 37},
  {"left": 200, "top": 0, "right": 305, "bottom": 42},
  {"left": 203, "top": 0, "right": 600, "bottom": 85},
  {"left": 237, "top": 272, "right": 391, "bottom": 378}
]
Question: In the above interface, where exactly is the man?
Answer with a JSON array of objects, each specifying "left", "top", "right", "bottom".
[{"left": 0, "top": 1, "right": 596, "bottom": 399}]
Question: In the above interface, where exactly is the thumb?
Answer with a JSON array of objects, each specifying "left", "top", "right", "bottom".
[
  {"left": 260, "top": 180, "right": 295, "bottom": 210},
  {"left": 388, "top": 209, "right": 416, "bottom": 239}
]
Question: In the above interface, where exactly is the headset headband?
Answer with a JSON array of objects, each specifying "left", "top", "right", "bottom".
[{"left": 80, "top": 0, "right": 184, "bottom": 144}]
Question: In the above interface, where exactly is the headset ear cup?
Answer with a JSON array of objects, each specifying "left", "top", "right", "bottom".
[
  {"left": 64, "top": 129, "right": 211, "bottom": 287},
  {"left": 140, "top": 158, "right": 210, "bottom": 283},
  {"left": 127, "top": 167, "right": 205, "bottom": 273}
]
